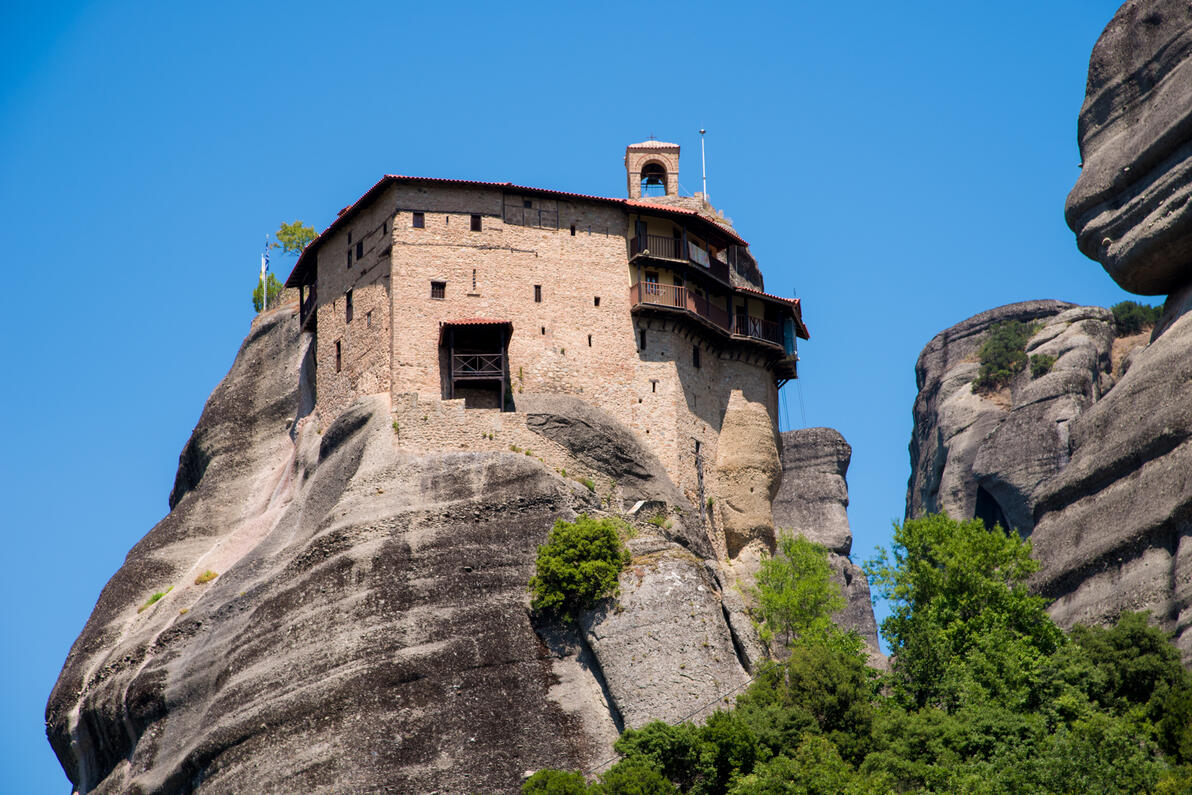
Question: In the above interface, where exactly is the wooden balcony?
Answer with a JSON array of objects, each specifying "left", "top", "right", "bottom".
[
  {"left": 630, "top": 234, "right": 731, "bottom": 283},
  {"left": 452, "top": 352, "right": 505, "bottom": 380},
  {"left": 629, "top": 282, "right": 732, "bottom": 334},
  {"left": 733, "top": 314, "right": 783, "bottom": 347}
]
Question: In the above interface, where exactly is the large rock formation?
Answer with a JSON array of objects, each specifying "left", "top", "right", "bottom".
[
  {"left": 1064, "top": 0, "right": 1192, "bottom": 295},
  {"left": 907, "top": 0, "right": 1192, "bottom": 664},
  {"left": 48, "top": 305, "right": 876, "bottom": 792},
  {"left": 907, "top": 301, "right": 1118, "bottom": 536},
  {"left": 774, "top": 428, "right": 881, "bottom": 656}
]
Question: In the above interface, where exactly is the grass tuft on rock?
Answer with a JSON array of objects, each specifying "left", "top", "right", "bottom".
[
  {"left": 194, "top": 570, "right": 218, "bottom": 585},
  {"left": 1030, "top": 353, "right": 1057, "bottom": 378},
  {"left": 137, "top": 586, "right": 173, "bottom": 613}
]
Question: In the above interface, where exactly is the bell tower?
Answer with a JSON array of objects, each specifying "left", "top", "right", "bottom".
[{"left": 625, "top": 140, "right": 680, "bottom": 199}]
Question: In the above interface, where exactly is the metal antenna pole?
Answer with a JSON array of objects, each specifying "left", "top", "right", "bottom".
[{"left": 699, "top": 129, "right": 707, "bottom": 200}]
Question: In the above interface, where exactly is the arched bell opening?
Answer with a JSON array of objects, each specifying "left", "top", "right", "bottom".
[{"left": 640, "top": 162, "right": 668, "bottom": 197}]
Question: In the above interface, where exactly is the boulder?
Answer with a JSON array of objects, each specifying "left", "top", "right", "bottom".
[
  {"left": 579, "top": 538, "right": 749, "bottom": 729},
  {"left": 715, "top": 391, "right": 781, "bottom": 558},
  {"left": 774, "top": 428, "right": 881, "bottom": 656},
  {"left": 1064, "top": 0, "right": 1192, "bottom": 295}
]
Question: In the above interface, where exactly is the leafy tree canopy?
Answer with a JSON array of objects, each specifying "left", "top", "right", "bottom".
[
  {"left": 1111, "top": 300, "right": 1163, "bottom": 335},
  {"left": 271, "top": 220, "right": 317, "bottom": 256}
]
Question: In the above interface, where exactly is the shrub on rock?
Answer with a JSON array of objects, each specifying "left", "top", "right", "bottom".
[{"left": 529, "top": 515, "right": 630, "bottom": 621}]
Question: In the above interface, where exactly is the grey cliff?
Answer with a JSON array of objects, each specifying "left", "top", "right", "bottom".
[
  {"left": 47, "top": 306, "right": 875, "bottom": 792},
  {"left": 774, "top": 428, "right": 881, "bottom": 657}
]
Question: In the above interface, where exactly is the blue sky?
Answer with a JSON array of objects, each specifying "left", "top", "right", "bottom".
[{"left": 1, "top": 1, "right": 1135, "bottom": 790}]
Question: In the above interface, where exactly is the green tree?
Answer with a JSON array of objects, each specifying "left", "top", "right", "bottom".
[
  {"left": 523, "top": 769, "right": 590, "bottom": 794},
  {"left": 1111, "top": 300, "right": 1163, "bottom": 334},
  {"left": 753, "top": 534, "right": 844, "bottom": 649},
  {"left": 865, "top": 514, "right": 1063, "bottom": 710},
  {"left": 272, "top": 220, "right": 317, "bottom": 256},
  {"left": 529, "top": 515, "right": 630, "bottom": 621},
  {"left": 252, "top": 272, "right": 285, "bottom": 312}
]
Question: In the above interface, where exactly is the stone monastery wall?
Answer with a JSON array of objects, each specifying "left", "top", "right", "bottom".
[{"left": 309, "top": 180, "right": 784, "bottom": 506}]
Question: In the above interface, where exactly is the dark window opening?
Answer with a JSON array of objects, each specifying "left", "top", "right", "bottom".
[
  {"left": 651, "top": 380, "right": 657, "bottom": 393},
  {"left": 587, "top": 334, "right": 592, "bottom": 347},
  {"left": 570, "top": 224, "right": 576, "bottom": 236},
  {"left": 540, "top": 326, "right": 546, "bottom": 335},
  {"left": 382, "top": 221, "right": 387, "bottom": 235},
  {"left": 356, "top": 241, "right": 363, "bottom": 260},
  {"left": 470, "top": 214, "right": 482, "bottom": 232},
  {"left": 692, "top": 344, "right": 700, "bottom": 369},
  {"left": 346, "top": 290, "right": 354, "bottom": 322},
  {"left": 695, "top": 440, "right": 701, "bottom": 456},
  {"left": 523, "top": 199, "right": 533, "bottom": 208},
  {"left": 346, "top": 250, "right": 352, "bottom": 268},
  {"left": 431, "top": 281, "right": 446, "bottom": 300},
  {"left": 412, "top": 212, "right": 425, "bottom": 228},
  {"left": 472, "top": 268, "right": 477, "bottom": 291},
  {"left": 366, "top": 310, "right": 373, "bottom": 327},
  {"left": 335, "top": 340, "right": 342, "bottom": 372},
  {"left": 639, "top": 329, "right": 647, "bottom": 350},
  {"left": 347, "top": 231, "right": 352, "bottom": 245},
  {"left": 534, "top": 284, "right": 542, "bottom": 303},
  {"left": 594, "top": 296, "right": 600, "bottom": 307}
]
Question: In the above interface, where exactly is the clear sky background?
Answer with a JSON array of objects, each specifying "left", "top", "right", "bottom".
[{"left": 1, "top": 1, "right": 1139, "bottom": 790}]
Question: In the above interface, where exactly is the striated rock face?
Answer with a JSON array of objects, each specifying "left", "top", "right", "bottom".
[
  {"left": 44, "top": 307, "right": 763, "bottom": 793},
  {"left": 715, "top": 391, "right": 782, "bottom": 558},
  {"left": 904, "top": 298, "right": 1192, "bottom": 660},
  {"left": 905, "top": 299, "right": 1113, "bottom": 533},
  {"left": 1031, "top": 307, "right": 1192, "bottom": 661},
  {"left": 1064, "top": 0, "right": 1192, "bottom": 295},
  {"left": 774, "top": 428, "right": 881, "bottom": 656}
]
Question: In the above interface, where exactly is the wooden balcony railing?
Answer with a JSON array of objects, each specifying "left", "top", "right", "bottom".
[
  {"left": 734, "top": 314, "right": 783, "bottom": 346},
  {"left": 630, "top": 234, "right": 684, "bottom": 261},
  {"left": 629, "top": 282, "right": 732, "bottom": 334},
  {"left": 452, "top": 352, "right": 505, "bottom": 380}
]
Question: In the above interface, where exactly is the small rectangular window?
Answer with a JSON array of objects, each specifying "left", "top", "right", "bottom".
[
  {"left": 587, "top": 334, "right": 592, "bottom": 347},
  {"left": 366, "top": 310, "right": 372, "bottom": 327},
  {"left": 346, "top": 289, "right": 354, "bottom": 322},
  {"left": 335, "top": 340, "right": 342, "bottom": 372},
  {"left": 356, "top": 241, "right": 363, "bottom": 259},
  {"left": 594, "top": 296, "right": 600, "bottom": 307},
  {"left": 346, "top": 250, "right": 352, "bottom": 268},
  {"left": 472, "top": 268, "right": 477, "bottom": 291},
  {"left": 470, "top": 214, "right": 482, "bottom": 232},
  {"left": 523, "top": 199, "right": 532, "bottom": 208},
  {"left": 347, "top": 231, "right": 352, "bottom": 245},
  {"left": 692, "top": 344, "right": 700, "bottom": 369},
  {"left": 431, "top": 281, "right": 445, "bottom": 300},
  {"left": 639, "top": 329, "right": 647, "bottom": 350},
  {"left": 541, "top": 326, "right": 546, "bottom": 335},
  {"left": 570, "top": 224, "right": 576, "bottom": 236},
  {"left": 534, "top": 284, "right": 542, "bottom": 303},
  {"left": 382, "top": 221, "right": 387, "bottom": 235},
  {"left": 412, "top": 212, "right": 425, "bottom": 228}
]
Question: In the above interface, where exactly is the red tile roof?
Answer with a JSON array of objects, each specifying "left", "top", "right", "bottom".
[{"left": 285, "top": 174, "right": 753, "bottom": 287}]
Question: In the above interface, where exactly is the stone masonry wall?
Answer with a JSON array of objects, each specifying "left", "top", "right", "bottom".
[{"left": 310, "top": 180, "right": 782, "bottom": 521}]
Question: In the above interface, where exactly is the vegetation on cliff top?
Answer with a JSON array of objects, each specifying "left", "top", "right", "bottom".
[
  {"left": 972, "top": 320, "right": 1038, "bottom": 393},
  {"left": 527, "top": 516, "right": 1192, "bottom": 793},
  {"left": 1111, "top": 300, "right": 1163, "bottom": 335}
]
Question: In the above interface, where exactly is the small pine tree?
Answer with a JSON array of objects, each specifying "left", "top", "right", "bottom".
[{"left": 252, "top": 272, "right": 286, "bottom": 312}]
